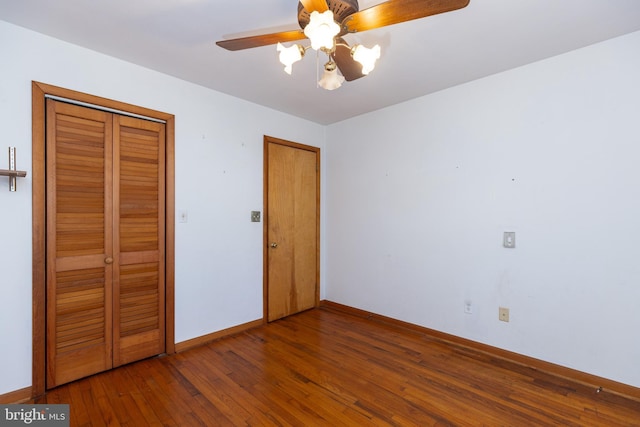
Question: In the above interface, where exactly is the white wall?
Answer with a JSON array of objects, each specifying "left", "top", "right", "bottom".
[
  {"left": 326, "top": 31, "right": 640, "bottom": 388},
  {"left": 0, "top": 20, "right": 325, "bottom": 395},
  {"left": 2, "top": 18, "right": 639, "bottom": 396}
]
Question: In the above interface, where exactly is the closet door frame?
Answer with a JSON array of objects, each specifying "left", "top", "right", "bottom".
[{"left": 31, "top": 81, "right": 176, "bottom": 398}]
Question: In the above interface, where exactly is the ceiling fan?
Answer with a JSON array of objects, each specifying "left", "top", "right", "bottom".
[{"left": 217, "top": 0, "right": 470, "bottom": 90}]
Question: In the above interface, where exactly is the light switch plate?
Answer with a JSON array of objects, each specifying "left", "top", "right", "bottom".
[
  {"left": 251, "top": 211, "right": 261, "bottom": 222},
  {"left": 503, "top": 231, "right": 515, "bottom": 248}
]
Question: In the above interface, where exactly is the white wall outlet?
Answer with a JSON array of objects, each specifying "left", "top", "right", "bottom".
[
  {"left": 464, "top": 301, "right": 473, "bottom": 314},
  {"left": 499, "top": 307, "right": 510, "bottom": 322}
]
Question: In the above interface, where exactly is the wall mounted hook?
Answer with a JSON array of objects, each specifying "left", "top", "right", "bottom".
[{"left": 0, "top": 147, "right": 27, "bottom": 191}]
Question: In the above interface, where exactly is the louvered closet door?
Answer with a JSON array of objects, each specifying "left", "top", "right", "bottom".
[
  {"left": 113, "top": 115, "right": 165, "bottom": 367},
  {"left": 46, "top": 100, "right": 114, "bottom": 387},
  {"left": 46, "top": 100, "right": 165, "bottom": 388}
]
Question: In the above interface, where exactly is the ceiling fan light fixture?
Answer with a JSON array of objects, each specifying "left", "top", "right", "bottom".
[
  {"left": 351, "top": 44, "right": 381, "bottom": 75},
  {"left": 277, "top": 42, "right": 305, "bottom": 74},
  {"left": 217, "top": 0, "right": 472, "bottom": 89},
  {"left": 304, "top": 10, "right": 340, "bottom": 51},
  {"left": 318, "top": 60, "right": 345, "bottom": 90}
]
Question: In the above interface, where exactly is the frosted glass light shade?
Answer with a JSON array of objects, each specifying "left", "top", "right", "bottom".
[
  {"left": 277, "top": 43, "right": 304, "bottom": 74},
  {"left": 318, "top": 64, "right": 345, "bottom": 90},
  {"left": 304, "top": 10, "right": 340, "bottom": 51},
  {"left": 352, "top": 44, "right": 381, "bottom": 75}
]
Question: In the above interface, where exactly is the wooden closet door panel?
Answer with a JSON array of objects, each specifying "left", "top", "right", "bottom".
[
  {"left": 46, "top": 100, "right": 113, "bottom": 387},
  {"left": 113, "top": 115, "right": 165, "bottom": 366}
]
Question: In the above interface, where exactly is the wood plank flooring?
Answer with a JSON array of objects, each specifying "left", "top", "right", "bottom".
[{"left": 35, "top": 306, "right": 640, "bottom": 426}]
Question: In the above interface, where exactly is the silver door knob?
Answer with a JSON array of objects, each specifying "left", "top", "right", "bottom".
[{"left": 270, "top": 242, "right": 278, "bottom": 248}]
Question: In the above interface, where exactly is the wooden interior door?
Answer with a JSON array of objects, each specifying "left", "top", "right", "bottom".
[
  {"left": 46, "top": 99, "right": 165, "bottom": 388},
  {"left": 265, "top": 137, "right": 319, "bottom": 322}
]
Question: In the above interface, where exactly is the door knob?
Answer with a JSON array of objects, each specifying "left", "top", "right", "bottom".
[
  {"left": 270, "top": 242, "right": 278, "bottom": 248},
  {"left": 105, "top": 257, "right": 114, "bottom": 264}
]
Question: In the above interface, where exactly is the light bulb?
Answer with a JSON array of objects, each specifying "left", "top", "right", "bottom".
[
  {"left": 351, "top": 44, "right": 381, "bottom": 75},
  {"left": 304, "top": 10, "right": 340, "bottom": 51},
  {"left": 277, "top": 43, "right": 304, "bottom": 75}
]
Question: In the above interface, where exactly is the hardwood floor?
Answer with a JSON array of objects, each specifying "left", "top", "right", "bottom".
[{"left": 35, "top": 306, "right": 640, "bottom": 426}]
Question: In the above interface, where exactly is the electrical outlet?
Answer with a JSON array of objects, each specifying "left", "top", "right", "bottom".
[
  {"left": 464, "top": 301, "right": 473, "bottom": 314},
  {"left": 499, "top": 307, "right": 510, "bottom": 322}
]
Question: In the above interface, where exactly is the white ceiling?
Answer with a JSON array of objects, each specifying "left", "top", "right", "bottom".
[{"left": 2, "top": 0, "right": 640, "bottom": 124}]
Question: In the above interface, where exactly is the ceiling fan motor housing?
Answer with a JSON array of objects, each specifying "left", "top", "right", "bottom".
[{"left": 297, "top": 0, "right": 359, "bottom": 30}]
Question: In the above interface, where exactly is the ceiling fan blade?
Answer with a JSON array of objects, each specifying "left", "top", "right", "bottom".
[
  {"left": 216, "top": 30, "right": 306, "bottom": 51},
  {"left": 299, "top": 0, "right": 329, "bottom": 13},
  {"left": 343, "top": 0, "right": 470, "bottom": 33},
  {"left": 331, "top": 38, "right": 365, "bottom": 82}
]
